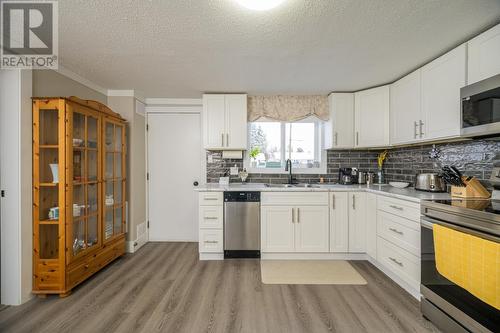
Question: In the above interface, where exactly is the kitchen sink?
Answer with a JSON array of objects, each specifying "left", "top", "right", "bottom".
[
  {"left": 264, "top": 184, "right": 295, "bottom": 188},
  {"left": 264, "top": 183, "right": 320, "bottom": 188}
]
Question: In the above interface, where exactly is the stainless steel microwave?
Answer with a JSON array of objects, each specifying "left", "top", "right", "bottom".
[{"left": 461, "top": 73, "right": 500, "bottom": 137}]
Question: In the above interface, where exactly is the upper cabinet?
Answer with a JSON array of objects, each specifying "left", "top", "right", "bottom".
[
  {"left": 421, "top": 44, "right": 466, "bottom": 140},
  {"left": 468, "top": 24, "right": 500, "bottom": 84},
  {"left": 354, "top": 85, "right": 390, "bottom": 148},
  {"left": 324, "top": 93, "right": 354, "bottom": 149},
  {"left": 202, "top": 94, "right": 247, "bottom": 150},
  {"left": 390, "top": 70, "right": 422, "bottom": 145}
]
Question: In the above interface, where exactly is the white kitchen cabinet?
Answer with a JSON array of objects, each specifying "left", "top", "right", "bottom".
[
  {"left": 348, "top": 192, "right": 366, "bottom": 253},
  {"left": 354, "top": 86, "right": 390, "bottom": 148},
  {"left": 468, "top": 23, "right": 500, "bottom": 84},
  {"left": 421, "top": 44, "right": 466, "bottom": 140},
  {"left": 224, "top": 94, "right": 247, "bottom": 149},
  {"left": 329, "top": 192, "right": 349, "bottom": 252},
  {"left": 202, "top": 94, "right": 247, "bottom": 150},
  {"left": 390, "top": 70, "right": 422, "bottom": 145},
  {"left": 294, "top": 206, "right": 329, "bottom": 252},
  {"left": 365, "top": 193, "right": 377, "bottom": 259},
  {"left": 325, "top": 93, "right": 355, "bottom": 149},
  {"left": 261, "top": 206, "right": 295, "bottom": 252}
]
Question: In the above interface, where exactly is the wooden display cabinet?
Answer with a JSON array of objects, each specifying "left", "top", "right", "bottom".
[{"left": 33, "top": 97, "right": 127, "bottom": 297}]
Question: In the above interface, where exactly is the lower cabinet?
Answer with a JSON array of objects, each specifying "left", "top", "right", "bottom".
[
  {"left": 365, "top": 193, "right": 377, "bottom": 258},
  {"left": 294, "top": 206, "right": 329, "bottom": 252},
  {"left": 348, "top": 192, "right": 367, "bottom": 253},
  {"left": 329, "top": 192, "right": 349, "bottom": 252},
  {"left": 261, "top": 206, "right": 294, "bottom": 252},
  {"left": 261, "top": 205, "right": 329, "bottom": 253}
]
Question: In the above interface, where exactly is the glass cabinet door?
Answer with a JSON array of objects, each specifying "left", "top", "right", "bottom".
[
  {"left": 68, "top": 107, "right": 101, "bottom": 260},
  {"left": 103, "top": 120, "right": 126, "bottom": 242},
  {"left": 36, "top": 102, "right": 62, "bottom": 260}
]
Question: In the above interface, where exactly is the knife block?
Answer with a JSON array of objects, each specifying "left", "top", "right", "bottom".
[{"left": 450, "top": 177, "right": 491, "bottom": 199}]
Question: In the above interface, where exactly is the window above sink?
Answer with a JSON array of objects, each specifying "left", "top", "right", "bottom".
[{"left": 244, "top": 117, "right": 327, "bottom": 174}]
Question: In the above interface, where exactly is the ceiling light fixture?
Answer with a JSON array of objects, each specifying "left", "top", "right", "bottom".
[{"left": 235, "top": 0, "right": 286, "bottom": 11}]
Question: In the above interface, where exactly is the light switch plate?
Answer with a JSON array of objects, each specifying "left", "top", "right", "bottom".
[{"left": 230, "top": 166, "right": 239, "bottom": 175}]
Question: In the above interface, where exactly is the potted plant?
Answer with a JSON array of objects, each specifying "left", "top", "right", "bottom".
[{"left": 249, "top": 147, "right": 260, "bottom": 168}]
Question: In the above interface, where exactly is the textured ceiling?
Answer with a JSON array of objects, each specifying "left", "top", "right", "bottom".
[{"left": 58, "top": 0, "right": 500, "bottom": 98}]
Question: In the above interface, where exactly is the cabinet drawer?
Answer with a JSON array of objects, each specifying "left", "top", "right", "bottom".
[
  {"left": 199, "top": 206, "right": 223, "bottom": 229},
  {"left": 67, "top": 259, "right": 93, "bottom": 288},
  {"left": 377, "top": 237, "right": 420, "bottom": 290},
  {"left": 199, "top": 192, "right": 223, "bottom": 206},
  {"left": 199, "top": 229, "right": 223, "bottom": 253},
  {"left": 262, "top": 192, "right": 328, "bottom": 206},
  {"left": 377, "top": 196, "right": 420, "bottom": 221},
  {"left": 377, "top": 211, "right": 420, "bottom": 256}
]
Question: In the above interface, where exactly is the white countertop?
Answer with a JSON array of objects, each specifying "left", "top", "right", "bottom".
[{"left": 195, "top": 183, "right": 452, "bottom": 203}]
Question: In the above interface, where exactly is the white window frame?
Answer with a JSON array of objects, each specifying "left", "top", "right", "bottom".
[{"left": 244, "top": 117, "right": 327, "bottom": 174}]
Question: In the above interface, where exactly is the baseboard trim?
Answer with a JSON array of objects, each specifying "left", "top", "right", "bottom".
[
  {"left": 367, "top": 257, "right": 420, "bottom": 300},
  {"left": 261, "top": 253, "right": 369, "bottom": 260},
  {"left": 199, "top": 253, "right": 224, "bottom": 260}
]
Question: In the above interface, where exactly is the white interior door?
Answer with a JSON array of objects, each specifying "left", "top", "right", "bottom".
[{"left": 148, "top": 112, "right": 202, "bottom": 241}]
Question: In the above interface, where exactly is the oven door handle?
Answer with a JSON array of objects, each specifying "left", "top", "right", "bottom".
[{"left": 421, "top": 216, "right": 500, "bottom": 243}]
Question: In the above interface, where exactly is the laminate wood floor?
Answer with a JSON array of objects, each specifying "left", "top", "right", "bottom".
[{"left": 0, "top": 242, "right": 439, "bottom": 333}]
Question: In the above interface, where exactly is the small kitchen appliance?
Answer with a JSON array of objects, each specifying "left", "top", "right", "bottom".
[
  {"left": 338, "top": 168, "right": 353, "bottom": 185},
  {"left": 357, "top": 171, "right": 367, "bottom": 184},
  {"left": 414, "top": 173, "right": 446, "bottom": 192}
]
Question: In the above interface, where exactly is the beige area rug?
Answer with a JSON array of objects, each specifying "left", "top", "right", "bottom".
[{"left": 261, "top": 260, "right": 367, "bottom": 285}]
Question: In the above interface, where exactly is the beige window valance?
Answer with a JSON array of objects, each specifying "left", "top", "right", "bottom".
[{"left": 248, "top": 95, "right": 329, "bottom": 122}]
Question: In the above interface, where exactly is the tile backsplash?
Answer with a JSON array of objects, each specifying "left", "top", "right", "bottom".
[{"left": 206, "top": 137, "right": 500, "bottom": 188}]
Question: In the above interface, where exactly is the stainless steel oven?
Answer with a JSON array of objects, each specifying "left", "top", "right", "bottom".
[
  {"left": 461, "top": 73, "right": 500, "bottom": 137},
  {"left": 420, "top": 200, "right": 500, "bottom": 333}
]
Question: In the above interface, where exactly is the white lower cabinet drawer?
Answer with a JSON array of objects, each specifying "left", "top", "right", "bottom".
[
  {"left": 199, "top": 206, "right": 223, "bottom": 229},
  {"left": 198, "top": 192, "right": 223, "bottom": 206},
  {"left": 261, "top": 192, "right": 329, "bottom": 206},
  {"left": 377, "top": 211, "right": 420, "bottom": 256},
  {"left": 377, "top": 196, "right": 420, "bottom": 222},
  {"left": 377, "top": 237, "right": 420, "bottom": 290},
  {"left": 199, "top": 229, "right": 223, "bottom": 253}
]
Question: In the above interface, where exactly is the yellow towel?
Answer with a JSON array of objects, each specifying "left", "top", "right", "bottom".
[{"left": 433, "top": 224, "right": 500, "bottom": 310}]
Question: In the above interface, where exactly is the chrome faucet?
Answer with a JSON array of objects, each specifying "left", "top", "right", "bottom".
[{"left": 285, "top": 159, "right": 293, "bottom": 184}]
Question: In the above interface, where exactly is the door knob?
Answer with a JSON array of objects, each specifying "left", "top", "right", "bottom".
[{"left": 193, "top": 181, "right": 199, "bottom": 186}]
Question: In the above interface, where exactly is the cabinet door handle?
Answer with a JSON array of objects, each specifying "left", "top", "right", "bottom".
[
  {"left": 331, "top": 195, "right": 335, "bottom": 209},
  {"left": 389, "top": 205, "right": 403, "bottom": 211},
  {"left": 292, "top": 208, "right": 295, "bottom": 223},
  {"left": 419, "top": 120, "right": 424, "bottom": 138},
  {"left": 204, "top": 240, "right": 218, "bottom": 244},
  {"left": 414, "top": 121, "right": 418, "bottom": 139},
  {"left": 297, "top": 208, "right": 300, "bottom": 223},
  {"left": 389, "top": 227, "right": 404, "bottom": 235},
  {"left": 356, "top": 132, "right": 359, "bottom": 146},
  {"left": 221, "top": 133, "right": 224, "bottom": 146},
  {"left": 334, "top": 132, "right": 338, "bottom": 146},
  {"left": 204, "top": 216, "right": 218, "bottom": 220},
  {"left": 389, "top": 257, "right": 403, "bottom": 267},
  {"left": 226, "top": 133, "right": 229, "bottom": 147},
  {"left": 352, "top": 195, "right": 355, "bottom": 210}
]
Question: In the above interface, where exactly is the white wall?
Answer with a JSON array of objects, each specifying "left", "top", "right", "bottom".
[{"left": 0, "top": 69, "right": 33, "bottom": 305}]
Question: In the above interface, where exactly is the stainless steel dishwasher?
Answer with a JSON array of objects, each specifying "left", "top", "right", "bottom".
[{"left": 224, "top": 191, "right": 260, "bottom": 258}]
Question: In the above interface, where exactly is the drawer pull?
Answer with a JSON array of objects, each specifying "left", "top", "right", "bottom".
[
  {"left": 389, "top": 227, "right": 404, "bottom": 235},
  {"left": 389, "top": 205, "right": 404, "bottom": 211},
  {"left": 204, "top": 240, "right": 218, "bottom": 244},
  {"left": 389, "top": 257, "right": 403, "bottom": 267},
  {"left": 204, "top": 216, "right": 218, "bottom": 220},
  {"left": 84, "top": 264, "right": 90, "bottom": 269},
  {"left": 204, "top": 197, "right": 218, "bottom": 201}
]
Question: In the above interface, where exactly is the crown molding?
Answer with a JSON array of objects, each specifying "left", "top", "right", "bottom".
[{"left": 55, "top": 65, "right": 108, "bottom": 96}]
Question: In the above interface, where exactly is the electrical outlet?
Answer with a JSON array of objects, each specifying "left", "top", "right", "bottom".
[
  {"left": 230, "top": 166, "right": 239, "bottom": 175},
  {"left": 207, "top": 155, "right": 213, "bottom": 163}
]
